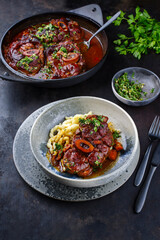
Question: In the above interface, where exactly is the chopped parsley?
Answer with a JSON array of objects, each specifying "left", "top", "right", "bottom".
[
  {"left": 97, "top": 116, "right": 105, "bottom": 122},
  {"left": 40, "top": 66, "right": 52, "bottom": 74},
  {"left": 79, "top": 116, "right": 105, "bottom": 132},
  {"left": 94, "top": 126, "right": 98, "bottom": 132},
  {"left": 94, "top": 160, "right": 102, "bottom": 169},
  {"left": 35, "top": 23, "right": 56, "bottom": 42},
  {"left": 16, "top": 55, "right": 39, "bottom": 71},
  {"left": 95, "top": 160, "right": 100, "bottom": 165},
  {"left": 114, "top": 72, "right": 148, "bottom": 101},
  {"left": 113, "top": 130, "right": 121, "bottom": 139},
  {"left": 79, "top": 118, "right": 86, "bottom": 124},
  {"left": 55, "top": 143, "right": 63, "bottom": 151},
  {"left": 60, "top": 47, "right": 68, "bottom": 53},
  {"left": 64, "top": 34, "right": 70, "bottom": 38},
  {"left": 52, "top": 51, "right": 59, "bottom": 59}
]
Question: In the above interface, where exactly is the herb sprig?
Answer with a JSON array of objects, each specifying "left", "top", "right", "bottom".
[{"left": 107, "top": 7, "right": 160, "bottom": 59}]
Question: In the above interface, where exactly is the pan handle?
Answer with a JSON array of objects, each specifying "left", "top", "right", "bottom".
[
  {"left": 68, "top": 4, "right": 103, "bottom": 26},
  {"left": 0, "top": 58, "right": 26, "bottom": 82}
]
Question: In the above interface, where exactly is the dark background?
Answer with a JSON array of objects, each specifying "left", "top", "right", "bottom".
[{"left": 0, "top": 0, "right": 160, "bottom": 240}]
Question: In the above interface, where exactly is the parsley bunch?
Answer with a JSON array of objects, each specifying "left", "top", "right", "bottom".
[{"left": 107, "top": 7, "right": 160, "bottom": 59}]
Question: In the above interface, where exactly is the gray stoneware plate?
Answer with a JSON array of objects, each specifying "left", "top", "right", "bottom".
[
  {"left": 30, "top": 96, "right": 140, "bottom": 188},
  {"left": 13, "top": 100, "right": 139, "bottom": 201}
]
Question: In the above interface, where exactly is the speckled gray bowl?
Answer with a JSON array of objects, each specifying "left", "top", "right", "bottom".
[
  {"left": 30, "top": 96, "right": 140, "bottom": 188},
  {"left": 112, "top": 67, "right": 160, "bottom": 106}
]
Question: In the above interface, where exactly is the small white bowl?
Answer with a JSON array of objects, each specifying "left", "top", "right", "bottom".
[
  {"left": 112, "top": 67, "right": 160, "bottom": 106},
  {"left": 30, "top": 96, "right": 140, "bottom": 188}
]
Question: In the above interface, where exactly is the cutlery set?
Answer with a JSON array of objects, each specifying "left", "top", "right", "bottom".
[{"left": 134, "top": 115, "right": 160, "bottom": 213}]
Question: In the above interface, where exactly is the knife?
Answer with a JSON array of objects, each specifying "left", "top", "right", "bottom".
[{"left": 134, "top": 142, "right": 160, "bottom": 213}]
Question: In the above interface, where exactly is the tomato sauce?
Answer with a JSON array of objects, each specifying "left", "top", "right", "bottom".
[{"left": 79, "top": 28, "right": 103, "bottom": 69}]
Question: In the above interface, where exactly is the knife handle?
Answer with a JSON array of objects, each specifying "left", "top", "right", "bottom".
[
  {"left": 134, "top": 165, "right": 157, "bottom": 213},
  {"left": 134, "top": 142, "right": 153, "bottom": 186}
]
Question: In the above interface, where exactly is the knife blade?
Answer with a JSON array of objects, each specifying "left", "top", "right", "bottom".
[{"left": 134, "top": 142, "right": 160, "bottom": 213}]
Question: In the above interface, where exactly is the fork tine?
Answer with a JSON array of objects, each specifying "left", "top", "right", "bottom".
[
  {"left": 155, "top": 116, "right": 160, "bottom": 137},
  {"left": 153, "top": 116, "right": 160, "bottom": 135},
  {"left": 149, "top": 115, "right": 158, "bottom": 134}
]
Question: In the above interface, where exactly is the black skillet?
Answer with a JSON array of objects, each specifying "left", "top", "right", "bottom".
[{"left": 0, "top": 4, "right": 108, "bottom": 88}]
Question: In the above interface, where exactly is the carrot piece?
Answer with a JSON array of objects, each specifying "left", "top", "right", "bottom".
[
  {"left": 57, "top": 21, "right": 68, "bottom": 31},
  {"left": 63, "top": 144, "right": 71, "bottom": 152},
  {"left": 92, "top": 140, "right": 102, "bottom": 145},
  {"left": 56, "top": 151, "right": 63, "bottom": 161},
  {"left": 108, "top": 149, "right": 118, "bottom": 161},
  {"left": 75, "top": 139, "right": 94, "bottom": 153},
  {"left": 114, "top": 141, "right": 123, "bottom": 151}
]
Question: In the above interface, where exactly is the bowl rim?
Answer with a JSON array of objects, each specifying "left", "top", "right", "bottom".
[
  {"left": 111, "top": 67, "right": 160, "bottom": 104},
  {"left": 30, "top": 96, "right": 139, "bottom": 186}
]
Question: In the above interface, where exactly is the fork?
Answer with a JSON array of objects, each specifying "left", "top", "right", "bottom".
[{"left": 134, "top": 115, "right": 160, "bottom": 186}]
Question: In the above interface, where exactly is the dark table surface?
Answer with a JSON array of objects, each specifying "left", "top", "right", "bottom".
[{"left": 0, "top": 0, "right": 160, "bottom": 239}]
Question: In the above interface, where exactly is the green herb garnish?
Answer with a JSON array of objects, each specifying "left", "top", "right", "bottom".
[
  {"left": 79, "top": 118, "right": 86, "bottom": 124},
  {"left": 94, "top": 126, "right": 98, "bottom": 132},
  {"left": 60, "top": 47, "right": 68, "bottom": 53},
  {"left": 114, "top": 72, "right": 148, "bottom": 101},
  {"left": 16, "top": 55, "right": 38, "bottom": 71},
  {"left": 113, "top": 130, "right": 121, "bottom": 139},
  {"left": 94, "top": 160, "right": 102, "bottom": 169},
  {"left": 95, "top": 160, "right": 100, "bottom": 166},
  {"left": 150, "top": 88, "right": 155, "bottom": 93},
  {"left": 107, "top": 7, "right": 160, "bottom": 59},
  {"left": 55, "top": 143, "right": 63, "bottom": 151},
  {"left": 79, "top": 116, "right": 105, "bottom": 132},
  {"left": 35, "top": 23, "right": 56, "bottom": 42}
]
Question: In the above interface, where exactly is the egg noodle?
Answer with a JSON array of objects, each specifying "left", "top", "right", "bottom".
[{"left": 47, "top": 112, "right": 92, "bottom": 155}]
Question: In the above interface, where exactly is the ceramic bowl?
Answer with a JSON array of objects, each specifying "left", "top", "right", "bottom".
[
  {"left": 30, "top": 96, "right": 140, "bottom": 188},
  {"left": 112, "top": 67, "right": 160, "bottom": 106}
]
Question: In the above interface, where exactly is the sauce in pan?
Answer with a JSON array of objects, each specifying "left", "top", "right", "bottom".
[{"left": 3, "top": 18, "right": 103, "bottom": 80}]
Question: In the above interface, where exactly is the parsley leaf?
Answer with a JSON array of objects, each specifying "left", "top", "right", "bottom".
[
  {"left": 113, "top": 130, "right": 121, "bottom": 139},
  {"left": 107, "top": 7, "right": 160, "bottom": 59},
  {"left": 55, "top": 143, "right": 63, "bottom": 151}
]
